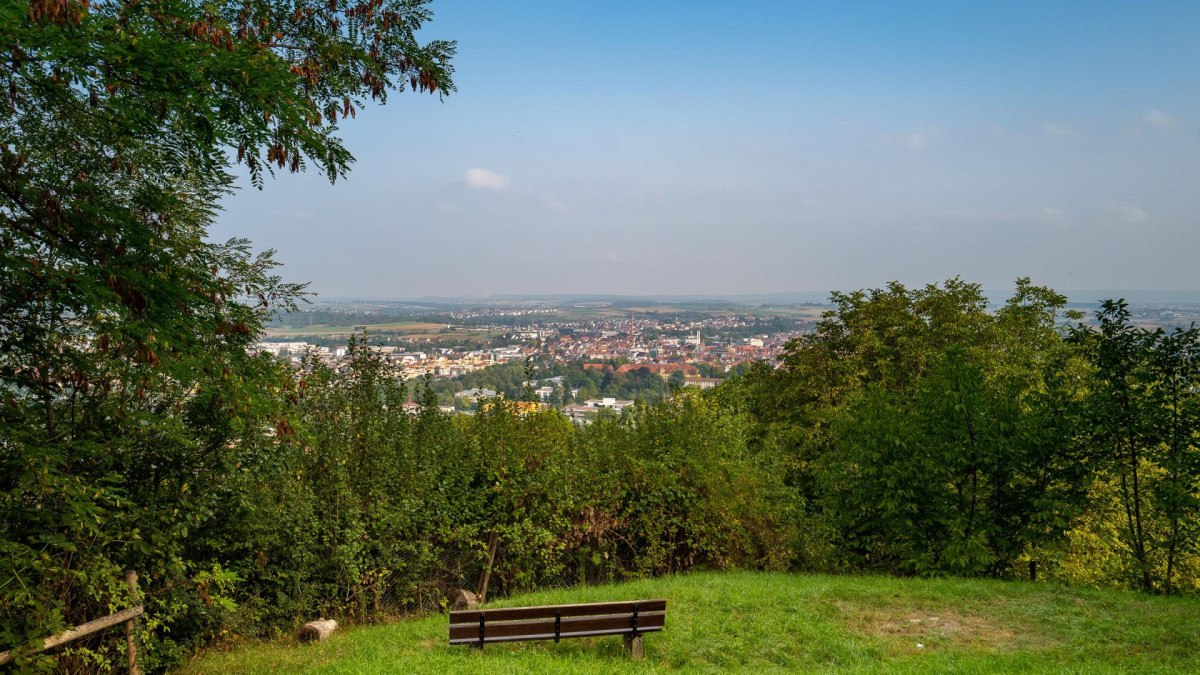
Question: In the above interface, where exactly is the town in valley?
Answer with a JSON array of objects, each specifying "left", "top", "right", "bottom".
[{"left": 253, "top": 293, "right": 1200, "bottom": 419}]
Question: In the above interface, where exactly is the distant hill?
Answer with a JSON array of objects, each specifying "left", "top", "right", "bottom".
[
  {"left": 318, "top": 290, "right": 1200, "bottom": 307},
  {"left": 395, "top": 292, "right": 836, "bottom": 306},
  {"left": 1058, "top": 290, "right": 1200, "bottom": 305}
]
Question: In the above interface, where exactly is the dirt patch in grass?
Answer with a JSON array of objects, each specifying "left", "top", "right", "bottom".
[{"left": 838, "top": 603, "right": 1047, "bottom": 654}]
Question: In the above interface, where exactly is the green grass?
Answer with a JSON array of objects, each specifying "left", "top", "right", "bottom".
[{"left": 179, "top": 572, "right": 1200, "bottom": 674}]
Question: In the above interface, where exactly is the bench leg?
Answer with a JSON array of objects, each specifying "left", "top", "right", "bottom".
[{"left": 623, "top": 634, "right": 644, "bottom": 660}]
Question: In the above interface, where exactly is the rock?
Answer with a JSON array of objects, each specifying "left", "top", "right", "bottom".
[
  {"left": 451, "top": 589, "right": 479, "bottom": 610},
  {"left": 298, "top": 619, "right": 337, "bottom": 642}
]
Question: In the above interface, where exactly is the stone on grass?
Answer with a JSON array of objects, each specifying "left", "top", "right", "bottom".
[{"left": 452, "top": 589, "right": 480, "bottom": 610}]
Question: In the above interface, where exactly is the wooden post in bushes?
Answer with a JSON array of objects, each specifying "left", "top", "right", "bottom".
[
  {"left": 477, "top": 531, "right": 499, "bottom": 603},
  {"left": 125, "top": 570, "right": 139, "bottom": 675}
]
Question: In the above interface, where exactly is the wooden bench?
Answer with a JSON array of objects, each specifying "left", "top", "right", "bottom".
[{"left": 449, "top": 599, "right": 666, "bottom": 659}]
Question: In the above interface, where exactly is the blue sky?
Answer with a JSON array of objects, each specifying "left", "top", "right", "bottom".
[{"left": 212, "top": 1, "right": 1200, "bottom": 298}]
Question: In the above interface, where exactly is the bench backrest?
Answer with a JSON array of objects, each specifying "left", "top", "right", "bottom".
[{"left": 448, "top": 599, "right": 666, "bottom": 646}]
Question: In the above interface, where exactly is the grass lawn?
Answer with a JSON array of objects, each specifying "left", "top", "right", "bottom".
[{"left": 179, "top": 571, "right": 1200, "bottom": 674}]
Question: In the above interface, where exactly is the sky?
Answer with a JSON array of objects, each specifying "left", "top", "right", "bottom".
[{"left": 210, "top": 0, "right": 1200, "bottom": 298}]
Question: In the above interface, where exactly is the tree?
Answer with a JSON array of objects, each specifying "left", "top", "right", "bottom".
[
  {"left": 1149, "top": 326, "right": 1200, "bottom": 593},
  {"left": 668, "top": 369, "right": 686, "bottom": 391},
  {"left": 0, "top": 0, "right": 454, "bottom": 667},
  {"left": 1070, "top": 301, "right": 1200, "bottom": 592},
  {"left": 521, "top": 358, "right": 538, "bottom": 402},
  {"left": 743, "top": 278, "right": 1089, "bottom": 577}
]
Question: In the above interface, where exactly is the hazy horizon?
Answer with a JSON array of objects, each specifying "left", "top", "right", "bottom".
[
  {"left": 211, "top": 1, "right": 1200, "bottom": 297},
  {"left": 307, "top": 288, "right": 1200, "bottom": 306}
]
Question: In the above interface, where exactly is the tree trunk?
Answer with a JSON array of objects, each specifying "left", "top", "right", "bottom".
[
  {"left": 125, "top": 570, "right": 140, "bottom": 675},
  {"left": 477, "top": 531, "right": 499, "bottom": 603}
]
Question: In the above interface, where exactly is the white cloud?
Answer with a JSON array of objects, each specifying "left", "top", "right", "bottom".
[
  {"left": 594, "top": 250, "right": 626, "bottom": 264},
  {"left": 1116, "top": 204, "right": 1149, "bottom": 224},
  {"left": 1144, "top": 109, "right": 1177, "bottom": 131},
  {"left": 1040, "top": 206, "right": 1068, "bottom": 223},
  {"left": 465, "top": 167, "right": 510, "bottom": 191},
  {"left": 937, "top": 208, "right": 1028, "bottom": 224},
  {"left": 542, "top": 197, "right": 569, "bottom": 213},
  {"left": 987, "top": 125, "right": 1030, "bottom": 147},
  {"left": 902, "top": 129, "right": 938, "bottom": 150},
  {"left": 1042, "top": 122, "right": 1076, "bottom": 137},
  {"left": 878, "top": 128, "right": 942, "bottom": 151}
]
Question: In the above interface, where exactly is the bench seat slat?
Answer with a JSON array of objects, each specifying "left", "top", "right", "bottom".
[
  {"left": 449, "top": 609, "right": 666, "bottom": 631},
  {"left": 450, "top": 611, "right": 664, "bottom": 642},
  {"left": 450, "top": 598, "right": 665, "bottom": 623},
  {"left": 449, "top": 623, "right": 665, "bottom": 645}
]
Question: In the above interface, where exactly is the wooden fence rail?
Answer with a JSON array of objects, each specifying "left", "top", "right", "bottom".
[{"left": 0, "top": 571, "right": 142, "bottom": 672}]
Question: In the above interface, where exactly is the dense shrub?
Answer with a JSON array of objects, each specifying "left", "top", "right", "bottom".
[{"left": 202, "top": 340, "right": 796, "bottom": 649}]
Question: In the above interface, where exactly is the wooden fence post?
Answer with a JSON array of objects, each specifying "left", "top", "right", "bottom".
[{"left": 125, "top": 570, "right": 139, "bottom": 675}]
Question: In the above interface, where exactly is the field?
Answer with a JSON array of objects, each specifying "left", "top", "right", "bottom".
[
  {"left": 179, "top": 571, "right": 1200, "bottom": 674},
  {"left": 266, "top": 302, "right": 831, "bottom": 331},
  {"left": 545, "top": 303, "right": 829, "bottom": 322},
  {"left": 264, "top": 322, "right": 493, "bottom": 341},
  {"left": 265, "top": 321, "right": 448, "bottom": 337}
]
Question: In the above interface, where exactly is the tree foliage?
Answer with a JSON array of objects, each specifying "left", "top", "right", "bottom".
[
  {"left": 1, "top": 0, "right": 453, "bottom": 668},
  {"left": 733, "top": 279, "right": 1120, "bottom": 578},
  {"left": 1068, "top": 301, "right": 1200, "bottom": 592}
]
